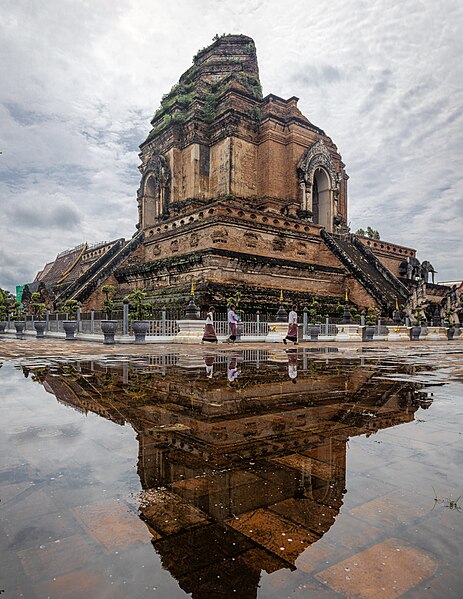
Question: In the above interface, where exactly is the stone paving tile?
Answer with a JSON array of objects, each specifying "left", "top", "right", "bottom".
[
  {"left": 3, "top": 508, "right": 82, "bottom": 552},
  {"left": 296, "top": 537, "right": 352, "bottom": 574},
  {"left": 16, "top": 533, "right": 99, "bottom": 582},
  {"left": 272, "top": 453, "right": 344, "bottom": 480},
  {"left": 0, "top": 480, "right": 35, "bottom": 505},
  {"left": 342, "top": 472, "right": 398, "bottom": 509},
  {"left": 365, "top": 455, "right": 461, "bottom": 496},
  {"left": 349, "top": 489, "right": 433, "bottom": 529},
  {"left": 140, "top": 488, "right": 210, "bottom": 535},
  {"left": 226, "top": 508, "right": 319, "bottom": 564},
  {"left": 269, "top": 497, "right": 338, "bottom": 537},
  {"left": 73, "top": 501, "right": 152, "bottom": 551},
  {"left": 314, "top": 538, "right": 437, "bottom": 599},
  {"left": 34, "top": 567, "right": 125, "bottom": 599},
  {"left": 320, "top": 512, "right": 382, "bottom": 551},
  {"left": 1, "top": 487, "right": 59, "bottom": 523}
]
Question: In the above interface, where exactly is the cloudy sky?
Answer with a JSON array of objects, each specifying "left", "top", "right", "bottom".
[{"left": 1, "top": 0, "right": 462, "bottom": 291}]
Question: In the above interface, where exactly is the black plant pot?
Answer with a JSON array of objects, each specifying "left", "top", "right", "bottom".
[
  {"left": 101, "top": 320, "right": 118, "bottom": 345},
  {"left": 410, "top": 326, "right": 421, "bottom": 341},
  {"left": 308, "top": 325, "right": 319, "bottom": 341},
  {"left": 63, "top": 320, "right": 78, "bottom": 340},
  {"left": 34, "top": 320, "right": 47, "bottom": 338},
  {"left": 0, "top": 321, "right": 6, "bottom": 334},
  {"left": 133, "top": 320, "right": 149, "bottom": 343},
  {"left": 14, "top": 321, "right": 25, "bottom": 338},
  {"left": 365, "top": 325, "right": 376, "bottom": 341}
]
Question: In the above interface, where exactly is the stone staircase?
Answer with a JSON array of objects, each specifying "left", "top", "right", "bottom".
[
  {"left": 321, "top": 231, "right": 409, "bottom": 310},
  {"left": 56, "top": 231, "right": 144, "bottom": 305}
]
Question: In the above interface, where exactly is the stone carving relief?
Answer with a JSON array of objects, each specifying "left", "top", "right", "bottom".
[
  {"left": 272, "top": 236, "right": 286, "bottom": 252},
  {"left": 244, "top": 232, "right": 259, "bottom": 248},
  {"left": 400, "top": 257, "right": 436, "bottom": 284},
  {"left": 170, "top": 240, "right": 179, "bottom": 253},
  {"left": 152, "top": 244, "right": 161, "bottom": 256},
  {"left": 189, "top": 233, "right": 199, "bottom": 248},
  {"left": 211, "top": 228, "right": 228, "bottom": 244},
  {"left": 296, "top": 242, "right": 307, "bottom": 256}
]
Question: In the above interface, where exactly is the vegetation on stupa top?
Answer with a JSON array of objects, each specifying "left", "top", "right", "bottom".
[
  {"left": 148, "top": 34, "right": 262, "bottom": 139},
  {"left": 355, "top": 226, "right": 380, "bottom": 240}
]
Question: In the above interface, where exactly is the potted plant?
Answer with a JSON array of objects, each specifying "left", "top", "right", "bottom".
[
  {"left": 31, "top": 292, "right": 47, "bottom": 338},
  {"left": 0, "top": 288, "right": 8, "bottom": 333},
  {"left": 58, "top": 300, "right": 81, "bottom": 340},
  {"left": 307, "top": 299, "right": 320, "bottom": 341},
  {"left": 444, "top": 309, "right": 455, "bottom": 340},
  {"left": 12, "top": 301, "right": 26, "bottom": 337},
  {"left": 411, "top": 308, "right": 424, "bottom": 341},
  {"left": 126, "top": 289, "right": 149, "bottom": 343},
  {"left": 0, "top": 304, "right": 7, "bottom": 333},
  {"left": 100, "top": 285, "right": 118, "bottom": 344},
  {"left": 365, "top": 307, "right": 377, "bottom": 341}
]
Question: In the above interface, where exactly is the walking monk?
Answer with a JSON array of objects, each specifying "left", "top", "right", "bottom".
[
  {"left": 202, "top": 306, "right": 218, "bottom": 344},
  {"left": 283, "top": 305, "right": 298, "bottom": 345}
]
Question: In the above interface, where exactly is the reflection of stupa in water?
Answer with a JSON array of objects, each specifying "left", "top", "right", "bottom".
[{"left": 29, "top": 350, "right": 431, "bottom": 599}]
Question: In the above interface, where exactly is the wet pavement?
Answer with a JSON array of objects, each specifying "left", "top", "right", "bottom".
[{"left": 0, "top": 339, "right": 462, "bottom": 598}]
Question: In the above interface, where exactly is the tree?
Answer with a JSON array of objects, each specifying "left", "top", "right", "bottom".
[{"left": 355, "top": 227, "right": 380, "bottom": 240}]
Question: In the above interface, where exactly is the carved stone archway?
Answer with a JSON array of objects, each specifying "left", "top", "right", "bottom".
[
  {"left": 137, "top": 152, "right": 171, "bottom": 229},
  {"left": 297, "top": 139, "right": 341, "bottom": 232}
]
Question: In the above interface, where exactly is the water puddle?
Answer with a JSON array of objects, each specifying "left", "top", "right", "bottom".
[{"left": 1, "top": 348, "right": 462, "bottom": 598}]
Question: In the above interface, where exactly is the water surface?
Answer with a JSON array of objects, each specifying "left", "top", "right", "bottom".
[{"left": 1, "top": 347, "right": 462, "bottom": 598}]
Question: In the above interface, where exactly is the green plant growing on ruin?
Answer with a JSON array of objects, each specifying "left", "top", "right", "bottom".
[
  {"left": 355, "top": 226, "right": 380, "bottom": 240},
  {"left": 30, "top": 292, "right": 46, "bottom": 319},
  {"left": 203, "top": 91, "right": 218, "bottom": 123}
]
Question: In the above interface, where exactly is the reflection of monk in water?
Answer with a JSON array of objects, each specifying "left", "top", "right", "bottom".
[
  {"left": 287, "top": 350, "right": 298, "bottom": 384},
  {"left": 227, "top": 356, "right": 241, "bottom": 384},
  {"left": 204, "top": 355, "right": 214, "bottom": 379}
]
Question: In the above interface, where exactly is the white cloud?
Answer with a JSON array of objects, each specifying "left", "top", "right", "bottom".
[{"left": 0, "top": 0, "right": 462, "bottom": 291}]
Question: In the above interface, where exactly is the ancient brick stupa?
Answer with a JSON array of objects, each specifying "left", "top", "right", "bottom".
[{"left": 27, "top": 34, "right": 452, "bottom": 317}]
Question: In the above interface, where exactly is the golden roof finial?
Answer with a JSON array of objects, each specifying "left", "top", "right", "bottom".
[
  {"left": 280, "top": 289, "right": 283, "bottom": 302},
  {"left": 395, "top": 298, "right": 399, "bottom": 311},
  {"left": 345, "top": 288, "right": 349, "bottom": 302},
  {"left": 191, "top": 279, "right": 195, "bottom": 296}
]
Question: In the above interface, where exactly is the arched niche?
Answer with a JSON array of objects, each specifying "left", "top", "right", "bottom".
[
  {"left": 312, "top": 167, "right": 331, "bottom": 229},
  {"left": 297, "top": 139, "right": 341, "bottom": 232},
  {"left": 137, "top": 152, "right": 171, "bottom": 229}
]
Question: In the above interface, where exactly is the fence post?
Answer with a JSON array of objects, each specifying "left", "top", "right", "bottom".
[
  {"left": 46, "top": 310, "right": 50, "bottom": 331},
  {"left": 123, "top": 301, "right": 129, "bottom": 336},
  {"left": 56, "top": 312, "right": 59, "bottom": 332},
  {"left": 256, "top": 311, "right": 260, "bottom": 336},
  {"left": 31, "top": 315, "right": 34, "bottom": 331},
  {"left": 303, "top": 307, "right": 308, "bottom": 337},
  {"left": 405, "top": 316, "right": 410, "bottom": 327},
  {"left": 77, "top": 308, "right": 82, "bottom": 333},
  {"left": 325, "top": 316, "right": 329, "bottom": 336},
  {"left": 7, "top": 313, "right": 11, "bottom": 330},
  {"left": 377, "top": 318, "right": 381, "bottom": 336},
  {"left": 90, "top": 309, "right": 95, "bottom": 334},
  {"left": 360, "top": 311, "right": 365, "bottom": 327},
  {"left": 162, "top": 306, "right": 166, "bottom": 336}
]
